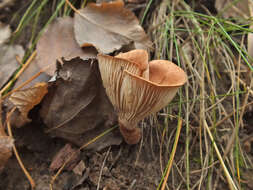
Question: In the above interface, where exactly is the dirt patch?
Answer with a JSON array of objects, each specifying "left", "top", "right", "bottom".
[{"left": 0, "top": 123, "right": 163, "bottom": 190}]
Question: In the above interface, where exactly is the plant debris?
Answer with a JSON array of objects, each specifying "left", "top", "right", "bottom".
[
  {"left": 50, "top": 143, "right": 80, "bottom": 171},
  {"left": 36, "top": 17, "right": 97, "bottom": 76},
  {"left": 8, "top": 82, "right": 48, "bottom": 127},
  {"left": 12, "top": 57, "right": 50, "bottom": 90},
  {"left": 0, "top": 22, "right": 24, "bottom": 89},
  {"left": 74, "top": 0, "right": 152, "bottom": 54},
  {"left": 40, "top": 57, "right": 122, "bottom": 149}
]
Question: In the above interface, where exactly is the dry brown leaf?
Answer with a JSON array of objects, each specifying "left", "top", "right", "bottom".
[
  {"left": 0, "top": 45, "right": 24, "bottom": 89},
  {"left": 12, "top": 57, "right": 50, "bottom": 90},
  {"left": 0, "top": 23, "right": 24, "bottom": 89},
  {"left": 50, "top": 144, "right": 80, "bottom": 171},
  {"left": 9, "top": 82, "right": 48, "bottom": 127},
  {"left": 215, "top": 0, "right": 250, "bottom": 18},
  {"left": 37, "top": 16, "right": 97, "bottom": 76},
  {"left": 74, "top": 0, "right": 152, "bottom": 54},
  {"left": 40, "top": 57, "right": 122, "bottom": 150}
]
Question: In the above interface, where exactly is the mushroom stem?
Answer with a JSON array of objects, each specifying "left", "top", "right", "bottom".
[{"left": 119, "top": 122, "right": 141, "bottom": 144}]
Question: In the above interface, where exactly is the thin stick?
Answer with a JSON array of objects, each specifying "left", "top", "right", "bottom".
[
  {"left": 97, "top": 147, "right": 111, "bottom": 190},
  {"left": 6, "top": 107, "right": 36, "bottom": 189}
]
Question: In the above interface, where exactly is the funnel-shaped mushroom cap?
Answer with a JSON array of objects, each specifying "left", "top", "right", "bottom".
[
  {"left": 98, "top": 49, "right": 187, "bottom": 144},
  {"left": 119, "top": 60, "right": 187, "bottom": 128}
]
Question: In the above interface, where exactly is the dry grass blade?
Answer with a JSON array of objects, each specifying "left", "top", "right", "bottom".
[
  {"left": 160, "top": 119, "right": 182, "bottom": 190},
  {"left": 204, "top": 120, "right": 238, "bottom": 190}
]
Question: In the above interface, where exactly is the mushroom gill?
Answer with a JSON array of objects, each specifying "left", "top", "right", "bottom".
[{"left": 98, "top": 49, "right": 187, "bottom": 144}]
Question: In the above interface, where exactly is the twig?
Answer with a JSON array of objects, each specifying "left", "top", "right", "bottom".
[{"left": 97, "top": 147, "right": 111, "bottom": 190}]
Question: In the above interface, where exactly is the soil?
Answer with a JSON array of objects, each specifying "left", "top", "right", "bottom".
[{"left": 0, "top": 122, "right": 164, "bottom": 190}]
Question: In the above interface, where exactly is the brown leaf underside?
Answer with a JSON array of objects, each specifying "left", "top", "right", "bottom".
[
  {"left": 74, "top": 0, "right": 152, "bottom": 54},
  {"left": 37, "top": 17, "right": 96, "bottom": 76}
]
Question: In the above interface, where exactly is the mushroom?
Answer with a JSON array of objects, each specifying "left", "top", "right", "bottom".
[{"left": 98, "top": 49, "right": 187, "bottom": 144}]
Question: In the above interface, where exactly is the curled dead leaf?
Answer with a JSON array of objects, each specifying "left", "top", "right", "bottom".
[
  {"left": 9, "top": 82, "right": 48, "bottom": 127},
  {"left": 74, "top": 0, "right": 152, "bottom": 54},
  {"left": 40, "top": 57, "right": 121, "bottom": 150}
]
